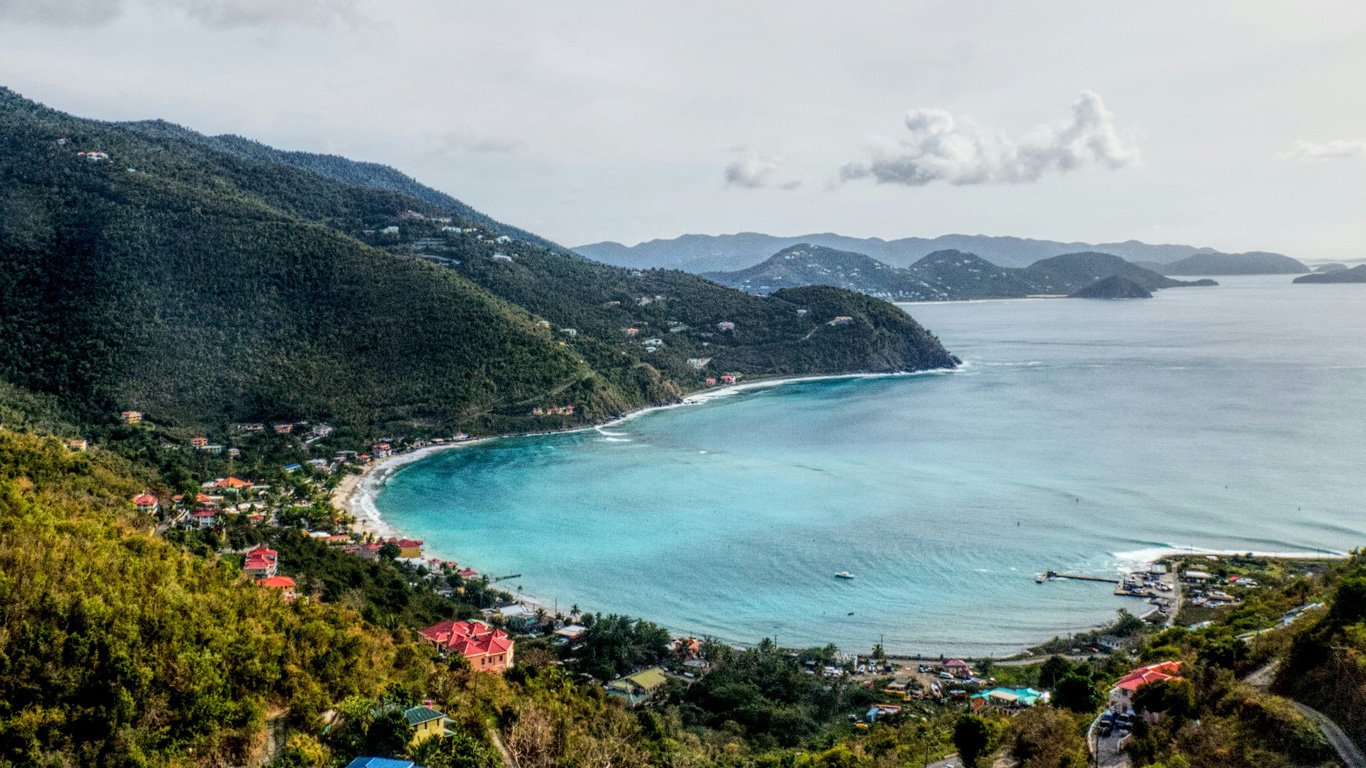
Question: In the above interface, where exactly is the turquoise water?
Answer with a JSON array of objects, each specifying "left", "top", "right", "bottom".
[{"left": 376, "top": 276, "right": 1366, "bottom": 655}]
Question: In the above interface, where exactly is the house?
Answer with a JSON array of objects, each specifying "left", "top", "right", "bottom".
[
  {"left": 1111, "top": 661, "right": 1183, "bottom": 710},
  {"left": 560, "top": 328, "right": 578, "bottom": 337},
  {"left": 535, "top": 319, "right": 551, "bottom": 328},
  {"left": 78, "top": 150, "right": 110, "bottom": 161},
  {"left": 970, "top": 687, "right": 1049, "bottom": 712},
  {"left": 494, "top": 235, "right": 513, "bottom": 244},
  {"left": 243, "top": 546, "right": 279, "bottom": 579},
  {"left": 213, "top": 476, "right": 254, "bottom": 491},
  {"left": 345, "top": 759, "right": 420, "bottom": 768},
  {"left": 705, "top": 377, "right": 717, "bottom": 386},
  {"left": 67, "top": 438, "right": 89, "bottom": 452},
  {"left": 236, "top": 423, "right": 265, "bottom": 432},
  {"left": 642, "top": 337, "right": 663, "bottom": 346},
  {"left": 120, "top": 411, "right": 143, "bottom": 425},
  {"left": 944, "top": 658, "right": 972, "bottom": 676},
  {"left": 132, "top": 493, "right": 159, "bottom": 515},
  {"left": 605, "top": 667, "right": 669, "bottom": 707},
  {"left": 404, "top": 705, "right": 455, "bottom": 744},
  {"left": 719, "top": 374, "right": 737, "bottom": 385},
  {"left": 379, "top": 225, "right": 400, "bottom": 236},
  {"left": 273, "top": 423, "right": 295, "bottom": 434},
  {"left": 716, "top": 321, "right": 736, "bottom": 331},
  {"left": 553, "top": 624, "right": 587, "bottom": 643},
  {"left": 497, "top": 604, "right": 538, "bottom": 632},
  {"left": 394, "top": 538, "right": 424, "bottom": 558},
  {"left": 418, "top": 620, "right": 514, "bottom": 673},
  {"left": 258, "top": 575, "right": 297, "bottom": 600},
  {"left": 457, "top": 567, "right": 479, "bottom": 579},
  {"left": 623, "top": 327, "right": 640, "bottom": 336},
  {"left": 491, "top": 253, "right": 513, "bottom": 262},
  {"left": 796, "top": 308, "right": 809, "bottom": 316},
  {"left": 189, "top": 436, "right": 209, "bottom": 449},
  {"left": 865, "top": 703, "right": 902, "bottom": 722},
  {"left": 190, "top": 509, "right": 219, "bottom": 529}
]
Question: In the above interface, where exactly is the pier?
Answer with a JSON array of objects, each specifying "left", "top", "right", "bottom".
[{"left": 1041, "top": 570, "right": 1121, "bottom": 584}]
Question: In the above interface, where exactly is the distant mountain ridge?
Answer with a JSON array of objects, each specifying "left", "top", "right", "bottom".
[
  {"left": 577, "top": 232, "right": 1299, "bottom": 273},
  {"left": 703, "top": 244, "right": 1212, "bottom": 301}
]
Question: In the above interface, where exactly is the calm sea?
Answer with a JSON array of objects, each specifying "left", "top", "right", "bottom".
[{"left": 375, "top": 276, "right": 1366, "bottom": 655}]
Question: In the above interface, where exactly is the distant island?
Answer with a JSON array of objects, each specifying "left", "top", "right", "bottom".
[
  {"left": 1069, "top": 275, "right": 1153, "bottom": 299},
  {"left": 701, "top": 244, "right": 1215, "bottom": 302},
  {"left": 577, "top": 231, "right": 1305, "bottom": 275},
  {"left": 1293, "top": 265, "right": 1366, "bottom": 284}
]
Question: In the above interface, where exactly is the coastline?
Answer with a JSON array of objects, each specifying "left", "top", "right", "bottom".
[{"left": 334, "top": 368, "right": 955, "bottom": 538}]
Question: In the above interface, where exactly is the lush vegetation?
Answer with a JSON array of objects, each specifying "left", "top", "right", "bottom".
[{"left": 0, "top": 87, "right": 953, "bottom": 442}]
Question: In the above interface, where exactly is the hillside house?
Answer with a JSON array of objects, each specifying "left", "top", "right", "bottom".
[
  {"left": 120, "top": 411, "right": 143, "bottom": 425},
  {"left": 67, "top": 438, "right": 88, "bottom": 452},
  {"left": 243, "top": 546, "right": 278, "bottom": 579},
  {"left": 132, "top": 493, "right": 159, "bottom": 515},
  {"left": 560, "top": 328, "right": 578, "bottom": 337},
  {"left": 716, "top": 321, "right": 736, "bottom": 331},
  {"left": 379, "top": 226, "right": 400, "bottom": 236},
  {"left": 970, "top": 687, "right": 1049, "bottom": 712},
  {"left": 273, "top": 423, "right": 295, "bottom": 434},
  {"left": 258, "top": 575, "right": 297, "bottom": 601},
  {"left": 190, "top": 509, "right": 219, "bottom": 529},
  {"left": 393, "top": 538, "right": 424, "bottom": 558},
  {"left": 624, "top": 327, "right": 640, "bottom": 336},
  {"left": 404, "top": 706, "right": 454, "bottom": 744},
  {"left": 606, "top": 668, "right": 669, "bottom": 708},
  {"left": 213, "top": 476, "right": 254, "bottom": 492},
  {"left": 418, "top": 619, "right": 514, "bottom": 673},
  {"left": 1111, "top": 661, "right": 1183, "bottom": 710},
  {"left": 236, "top": 422, "right": 264, "bottom": 432},
  {"left": 78, "top": 150, "right": 109, "bottom": 161}
]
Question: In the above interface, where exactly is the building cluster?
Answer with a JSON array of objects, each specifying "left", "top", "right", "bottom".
[{"left": 531, "top": 405, "right": 577, "bottom": 417}]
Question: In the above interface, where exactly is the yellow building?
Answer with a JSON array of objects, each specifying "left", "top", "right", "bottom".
[{"left": 403, "top": 706, "right": 454, "bottom": 744}]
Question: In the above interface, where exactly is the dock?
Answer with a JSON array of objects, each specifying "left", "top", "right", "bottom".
[{"left": 1042, "top": 570, "right": 1121, "bottom": 584}]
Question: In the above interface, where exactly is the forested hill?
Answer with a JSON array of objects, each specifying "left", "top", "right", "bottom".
[{"left": 0, "top": 88, "right": 954, "bottom": 437}]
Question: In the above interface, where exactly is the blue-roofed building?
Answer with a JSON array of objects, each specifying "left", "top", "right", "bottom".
[{"left": 345, "top": 758, "right": 421, "bottom": 768}]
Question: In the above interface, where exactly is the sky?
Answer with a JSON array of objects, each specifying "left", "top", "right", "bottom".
[{"left": 1, "top": 1, "right": 1364, "bottom": 259}]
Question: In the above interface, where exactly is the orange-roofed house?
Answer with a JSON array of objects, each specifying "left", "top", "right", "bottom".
[
  {"left": 258, "top": 576, "right": 297, "bottom": 600},
  {"left": 132, "top": 493, "right": 159, "bottom": 515},
  {"left": 214, "top": 476, "right": 254, "bottom": 491},
  {"left": 418, "top": 620, "right": 514, "bottom": 673},
  {"left": 1111, "top": 661, "right": 1183, "bottom": 710}
]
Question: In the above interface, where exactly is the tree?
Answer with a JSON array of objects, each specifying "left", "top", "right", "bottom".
[
  {"left": 1132, "top": 679, "right": 1195, "bottom": 722},
  {"left": 953, "top": 714, "right": 991, "bottom": 768},
  {"left": 1053, "top": 674, "right": 1101, "bottom": 713},
  {"left": 379, "top": 540, "right": 401, "bottom": 560},
  {"left": 1039, "top": 656, "right": 1074, "bottom": 688},
  {"left": 1011, "top": 706, "right": 1087, "bottom": 768}
]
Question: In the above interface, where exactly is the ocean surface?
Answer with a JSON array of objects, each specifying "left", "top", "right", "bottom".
[{"left": 375, "top": 276, "right": 1366, "bottom": 655}]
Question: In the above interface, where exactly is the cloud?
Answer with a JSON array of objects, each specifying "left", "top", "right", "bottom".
[
  {"left": 723, "top": 148, "right": 801, "bottom": 190},
  {"left": 427, "top": 128, "right": 527, "bottom": 155},
  {"left": 840, "top": 90, "right": 1138, "bottom": 186},
  {"left": 0, "top": 0, "right": 362, "bottom": 28},
  {"left": 1287, "top": 139, "right": 1366, "bottom": 160}
]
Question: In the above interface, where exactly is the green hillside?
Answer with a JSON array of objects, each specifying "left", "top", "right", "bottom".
[{"left": 0, "top": 88, "right": 954, "bottom": 437}]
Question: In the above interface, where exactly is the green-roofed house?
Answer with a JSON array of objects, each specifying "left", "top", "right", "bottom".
[
  {"left": 605, "top": 667, "right": 670, "bottom": 708},
  {"left": 969, "top": 687, "right": 1050, "bottom": 712},
  {"left": 404, "top": 705, "right": 455, "bottom": 745}
]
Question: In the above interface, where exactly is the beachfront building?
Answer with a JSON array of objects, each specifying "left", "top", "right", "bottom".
[
  {"left": 605, "top": 667, "right": 669, "bottom": 707},
  {"left": 393, "top": 538, "right": 424, "bottom": 558},
  {"left": 1110, "top": 661, "right": 1183, "bottom": 710},
  {"left": 418, "top": 620, "right": 514, "bottom": 673}
]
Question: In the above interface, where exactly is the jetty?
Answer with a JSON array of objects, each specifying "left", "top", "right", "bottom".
[{"left": 1041, "top": 570, "right": 1121, "bottom": 584}]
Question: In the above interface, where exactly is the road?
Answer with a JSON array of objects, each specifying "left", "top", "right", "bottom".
[{"left": 1293, "top": 702, "right": 1366, "bottom": 768}]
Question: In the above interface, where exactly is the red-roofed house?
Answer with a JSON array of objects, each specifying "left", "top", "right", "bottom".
[
  {"left": 458, "top": 567, "right": 479, "bottom": 579},
  {"left": 258, "top": 575, "right": 297, "bottom": 600},
  {"left": 243, "top": 546, "right": 278, "bottom": 579},
  {"left": 1111, "top": 661, "right": 1184, "bottom": 709},
  {"left": 418, "top": 620, "right": 514, "bottom": 673},
  {"left": 394, "top": 538, "right": 424, "bottom": 558},
  {"left": 190, "top": 508, "right": 219, "bottom": 529},
  {"left": 132, "top": 493, "right": 159, "bottom": 515}
]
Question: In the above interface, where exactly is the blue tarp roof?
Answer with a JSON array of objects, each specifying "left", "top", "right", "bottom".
[{"left": 345, "top": 758, "right": 419, "bottom": 768}]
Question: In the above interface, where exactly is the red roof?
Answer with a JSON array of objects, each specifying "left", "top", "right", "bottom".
[
  {"left": 246, "top": 546, "right": 278, "bottom": 559},
  {"left": 259, "top": 576, "right": 296, "bottom": 589},
  {"left": 419, "top": 619, "right": 512, "bottom": 657},
  {"left": 395, "top": 538, "right": 424, "bottom": 548},
  {"left": 945, "top": 659, "right": 969, "bottom": 668},
  {"left": 132, "top": 493, "right": 158, "bottom": 506},
  {"left": 191, "top": 509, "right": 218, "bottom": 518},
  {"left": 458, "top": 567, "right": 478, "bottom": 578},
  {"left": 214, "top": 476, "right": 253, "bottom": 489},
  {"left": 1116, "top": 661, "right": 1183, "bottom": 692}
]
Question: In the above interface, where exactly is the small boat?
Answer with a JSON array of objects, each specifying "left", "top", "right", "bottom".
[
  {"left": 1036, "top": 573, "right": 1048, "bottom": 583},
  {"left": 834, "top": 571, "right": 856, "bottom": 580}
]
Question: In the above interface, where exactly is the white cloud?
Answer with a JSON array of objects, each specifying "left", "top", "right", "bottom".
[
  {"left": 723, "top": 148, "right": 801, "bottom": 190},
  {"left": 0, "top": 0, "right": 362, "bottom": 28},
  {"left": 1287, "top": 139, "right": 1366, "bottom": 160},
  {"left": 841, "top": 90, "right": 1138, "bottom": 186}
]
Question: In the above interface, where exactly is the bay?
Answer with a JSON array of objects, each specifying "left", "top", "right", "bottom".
[{"left": 376, "top": 276, "right": 1366, "bottom": 655}]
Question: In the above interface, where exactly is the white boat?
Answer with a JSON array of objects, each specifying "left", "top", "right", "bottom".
[{"left": 834, "top": 571, "right": 856, "bottom": 580}]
